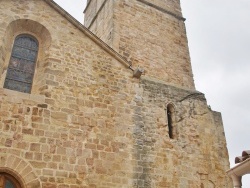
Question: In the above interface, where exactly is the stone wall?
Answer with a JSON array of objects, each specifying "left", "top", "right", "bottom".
[
  {"left": 0, "top": 0, "right": 136, "bottom": 187},
  {"left": 84, "top": 0, "right": 195, "bottom": 89},
  {"left": 0, "top": 0, "right": 232, "bottom": 187},
  {"left": 84, "top": 0, "right": 114, "bottom": 47},
  {"left": 135, "top": 77, "right": 232, "bottom": 187}
]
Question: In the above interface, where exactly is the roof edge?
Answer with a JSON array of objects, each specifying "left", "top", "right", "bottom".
[
  {"left": 227, "top": 158, "right": 250, "bottom": 176},
  {"left": 43, "top": 0, "right": 133, "bottom": 70}
]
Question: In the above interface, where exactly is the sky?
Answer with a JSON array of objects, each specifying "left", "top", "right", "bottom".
[{"left": 54, "top": 0, "right": 250, "bottom": 186}]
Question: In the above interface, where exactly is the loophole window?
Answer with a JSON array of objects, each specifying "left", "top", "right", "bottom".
[
  {"left": 167, "top": 104, "right": 175, "bottom": 139},
  {"left": 4, "top": 34, "right": 38, "bottom": 93}
]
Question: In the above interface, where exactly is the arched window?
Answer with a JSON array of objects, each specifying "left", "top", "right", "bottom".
[
  {"left": 0, "top": 173, "right": 21, "bottom": 188},
  {"left": 3, "top": 34, "right": 38, "bottom": 93},
  {"left": 167, "top": 104, "right": 175, "bottom": 139}
]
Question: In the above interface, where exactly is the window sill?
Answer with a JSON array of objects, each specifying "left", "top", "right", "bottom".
[{"left": 0, "top": 88, "right": 45, "bottom": 103}]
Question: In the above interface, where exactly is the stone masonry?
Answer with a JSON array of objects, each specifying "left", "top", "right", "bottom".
[
  {"left": 0, "top": 0, "right": 232, "bottom": 187},
  {"left": 84, "top": 0, "right": 194, "bottom": 89}
]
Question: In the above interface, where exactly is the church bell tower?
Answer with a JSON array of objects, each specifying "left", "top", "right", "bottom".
[
  {"left": 84, "top": 1, "right": 232, "bottom": 187},
  {"left": 84, "top": 0, "right": 195, "bottom": 89}
]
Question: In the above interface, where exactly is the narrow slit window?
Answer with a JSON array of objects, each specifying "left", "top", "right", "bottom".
[
  {"left": 167, "top": 104, "right": 175, "bottom": 139},
  {"left": 4, "top": 35, "right": 38, "bottom": 93}
]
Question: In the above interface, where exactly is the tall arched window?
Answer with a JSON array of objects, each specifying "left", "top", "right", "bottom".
[
  {"left": 167, "top": 104, "right": 175, "bottom": 139},
  {"left": 4, "top": 34, "right": 38, "bottom": 93},
  {"left": 0, "top": 173, "right": 21, "bottom": 188}
]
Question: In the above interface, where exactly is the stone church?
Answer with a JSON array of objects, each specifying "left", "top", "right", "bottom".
[{"left": 0, "top": 0, "right": 232, "bottom": 187}]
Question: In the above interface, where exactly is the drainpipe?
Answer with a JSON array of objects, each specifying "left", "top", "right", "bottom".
[
  {"left": 230, "top": 174, "right": 242, "bottom": 188},
  {"left": 227, "top": 158, "right": 250, "bottom": 188}
]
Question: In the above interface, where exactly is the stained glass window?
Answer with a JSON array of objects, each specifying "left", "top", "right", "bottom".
[
  {"left": 4, "top": 35, "right": 38, "bottom": 93},
  {"left": 0, "top": 173, "right": 21, "bottom": 188},
  {"left": 5, "top": 180, "right": 15, "bottom": 188}
]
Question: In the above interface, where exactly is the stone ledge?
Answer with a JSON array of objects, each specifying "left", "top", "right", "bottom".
[
  {"left": 137, "top": 0, "right": 186, "bottom": 21},
  {"left": 0, "top": 88, "right": 45, "bottom": 103}
]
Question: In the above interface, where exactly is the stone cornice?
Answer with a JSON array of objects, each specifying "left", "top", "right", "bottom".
[{"left": 137, "top": 0, "right": 186, "bottom": 21}]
